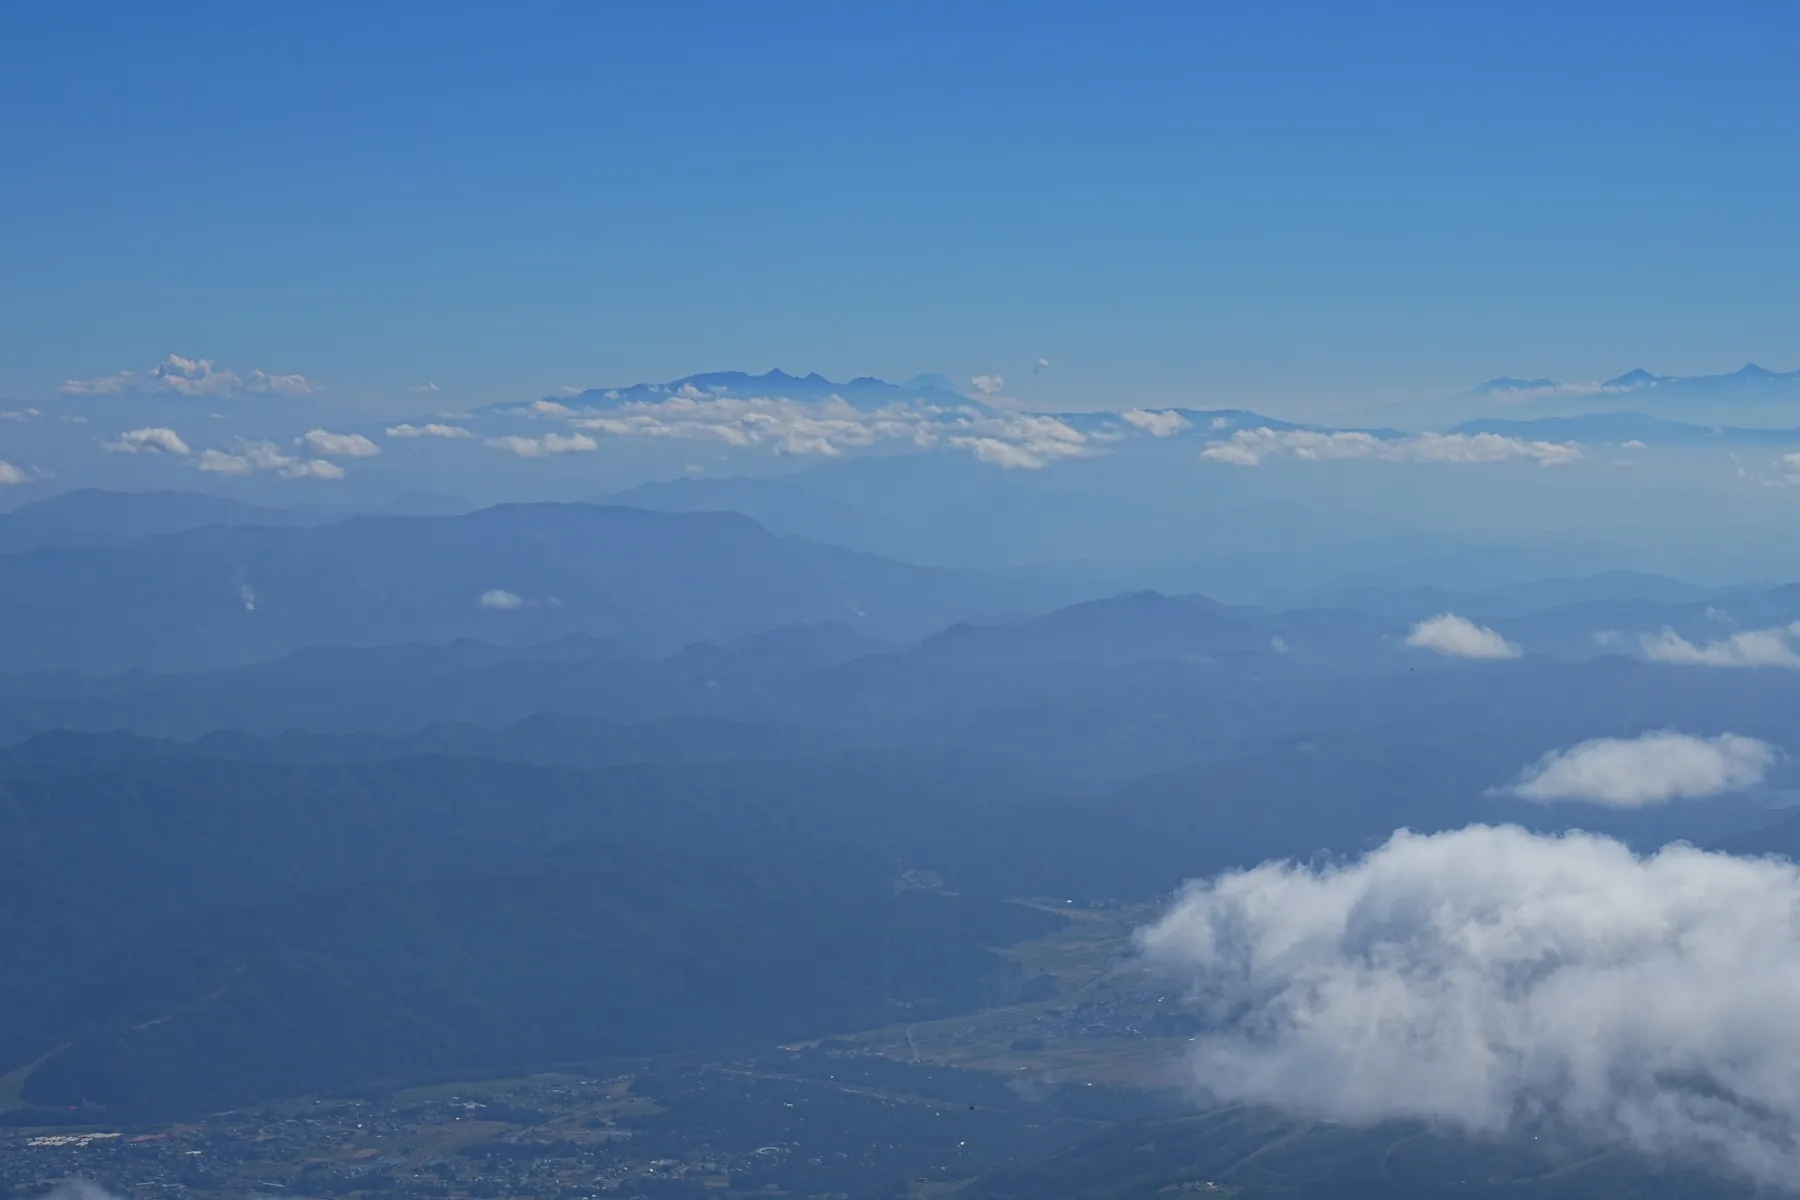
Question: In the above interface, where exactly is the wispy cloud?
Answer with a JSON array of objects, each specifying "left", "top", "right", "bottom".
[
  {"left": 386, "top": 423, "right": 473, "bottom": 439},
  {"left": 485, "top": 432, "right": 598, "bottom": 457},
  {"left": 1640, "top": 624, "right": 1800, "bottom": 669},
  {"left": 190, "top": 438, "right": 344, "bottom": 480},
  {"left": 1505, "top": 731, "right": 1778, "bottom": 806},
  {"left": 103, "top": 426, "right": 192, "bottom": 456},
  {"left": 1120, "top": 409, "right": 1191, "bottom": 438},
  {"left": 946, "top": 413, "right": 1092, "bottom": 469},
  {"left": 1404, "top": 613, "right": 1521, "bottom": 660},
  {"left": 300, "top": 429, "right": 380, "bottom": 458},
  {"left": 1202, "top": 428, "right": 1582, "bottom": 468},
  {"left": 64, "top": 354, "right": 313, "bottom": 399},
  {"left": 477, "top": 589, "right": 525, "bottom": 610}
]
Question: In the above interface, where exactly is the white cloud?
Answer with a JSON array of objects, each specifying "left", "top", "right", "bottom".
[
  {"left": 60, "top": 370, "right": 136, "bottom": 395},
  {"left": 0, "top": 461, "right": 30, "bottom": 485},
  {"left": 947, "top": 413, "right": 1092, "bottom": 470},
  {"left": 1405, "top": 613, "right": 1522, "bottom": 660},
  {"left": 198, "top": 439, "right": 343, "bottom": 479},
  {"left": 1507, "top": 731, "right": 1778, "bottom": 806},
  {"left": 508, "top": 398, "right": 574, "bottom": 417},
  {"left": 955, "top": 438, "right": 1048, "bottom": 469},
  {"left": 478, "top": 589, "right": 524, "bottom": 610},
  {"left": 486, "top": 432, "right": 598, "bottom": 457},
  {"left": 196, "top": 449, "right": 252, "bottom": 475},
  {"left": 1136, "top": 824, "right": 1800, "bottom": 1187},
  {"left": 281, "top": 458, "right": 345, "bottom": 480},
  {"left": 0, "top": 408, "right": 41, "bottom": 422},
  {"left": 557, "top": 393, "right": 1092, "bottom": 470},
  {"left": 1120, "top": 409, "right": 1191, "bottom": 438},
  {"left": 62, "top": 355, "right": 312, "bottom": 398},
  {"left": 386, "top": 422, "right": 473, "bottom": 439},
  {"left": 1640, "top": 624, "right": 1800, "bottom": 669},
  {"left": 971, "top": 374, "right": 1005, "bottom": 396},
  {"left": 103, "top": 426, "right": 192, "bottom": 456},
  {"left": 300, "top": 428, "right": 380, "bottom": 458},
  {"left": 1033, "top": 358, "right": 1050, "bottom": 372},
  {"left": 410, "top": 381, "right": 440, "bottom": 393},
  {"left": 1201, "top": 427, "right": 1581, "bottom": 468}
]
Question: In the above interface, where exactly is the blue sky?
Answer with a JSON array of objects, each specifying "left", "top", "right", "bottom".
[{"left": 3, "top": 0, "right": 1797, "bottom": 418}]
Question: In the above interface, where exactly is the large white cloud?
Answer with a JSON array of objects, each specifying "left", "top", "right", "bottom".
[
  {"left": 1506, "top": 731, "right": 1779, "bottom": 806},
  {"left": 1137, "top": 825, "right": 1800, "bottom": 1187},
  {"left": 1640, "top": 624, "right": 1800, "bottom": 669},
  {"left": 64, "top": 354, "right": 312, "bottom": 398},
  {"left": 1201, "top": 427, "right": 1581, "bottom": 468},
  {"left": 300, "top": 429, "right": 380, "bottom": 458},
  {"left": 1404, "top": 613, "right": 1521, "bottom": 660}
]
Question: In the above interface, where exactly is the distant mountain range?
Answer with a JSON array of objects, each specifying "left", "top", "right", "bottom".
[
  {"left": 1469, "top": 363, "right": 1800, "bottom": 399},
  {"left": 1415, "top": 363, "right": 1800, "bottom": 428},
  {"left": 509, "top": 368, "right": 976, "bottom": 414}
]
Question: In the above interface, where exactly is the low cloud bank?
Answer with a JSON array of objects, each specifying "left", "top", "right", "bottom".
[
  {"left": 1405, "top": 613, "right": 1521, "bottom": 660},
  {"left": 1137, "top": 825, "right": 1800, "bottom": 1187},
  {"left": 1200, "top": 428, "right": 1581, "bottom": 467},
  {"left": 1506, "top": 731, "right": 1778, "bottom": 806},
  {"left": 1641, "top": 624, "right": 1800, "bottom": 669},
  {"left": 64, "top": 353, "right": 311, "bottom": 398}
]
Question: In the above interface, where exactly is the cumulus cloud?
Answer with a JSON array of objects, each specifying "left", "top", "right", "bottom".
[
  {"left": 196, "top": 439, "right": 342, "bottom": 479},
  {"left": 64, "top": 355, "right": 312, "bottom": 398},
  {"left": 1201, "top": 427, "right": 1581, "bottom": 468},
  {"left": 281, "top": 458, "right": 345, "bottom": 479},
  {"left": 1506, "top": 731, "right": 1779, "bottom": 806},
  {"left": 1405, "top": 613, "right": 1521, "bottom": 660},
  {"left": 0, "top": 461, "right": 32, "bottom": 485},
  {"left": 971, "top": 374, "right": 1005, "bottom": 396},
  {"left": 1033, "top": 358, "right": 1050, "bottom": 373},
  {"left": 1120, "top": 409, "right": 1191, "bottom": 438},
  {"left": 386, "top": 423, "right": 472, "bottom": 439},
  {"left": 1136, "top": 824, "right": 1800, "bottom": 1187},
  {"left": 477, "top": 589, "right": 524, "bottom": 610},
  {"left": 1640, "top": 624, "right": 1800, "bottom": 669},
  {"left": 485, "top": 432, "right": 598, "bottom": 457},
  {"left": 947, "top": 414, "right": 1092, "bottom": 469},
  {"left": 195, "top": 448, "right": 253, "bottom": 475},
  {"left": 300, "top": 429, "right": 380, "bottom": 458},
  {"left": 103, "top": 426, "right": 192, "bottom": 456}
]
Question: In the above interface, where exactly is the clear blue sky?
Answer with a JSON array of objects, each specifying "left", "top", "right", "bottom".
[{"left": 3, "top": 0, "right": 1797, "bottom": 416}]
